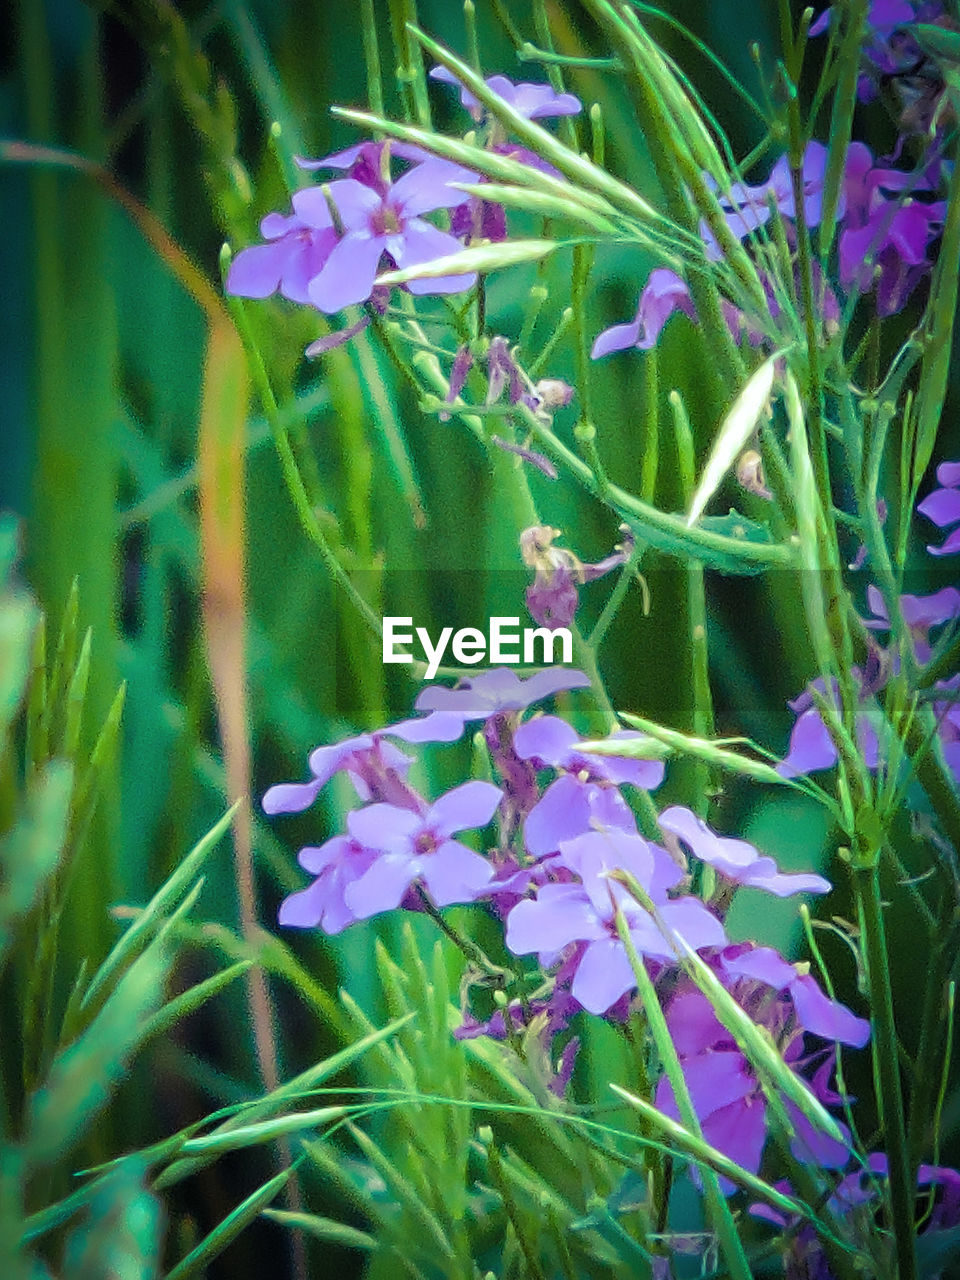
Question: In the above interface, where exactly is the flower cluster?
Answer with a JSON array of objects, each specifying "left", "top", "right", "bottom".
[
  {"left": 752, "top": 1155, "right": 960, "bottom": 1278},
  {"left": 811, "top": 1, "right": 953, "bottom": 141},
  {"left": 226, "top": 72, "right": 582, "bottom": 353},
  {"left": 777, "top": 459, "right": 960, "bottom": 786},
  {"left": 592, "top": 135, "right": 946, "bottom": 359},
  {"left": 267, "top": 667, "right": 866, "bottom": 1177},
  {"left": 226, "top": 142, "right": 479, "bottom": 336}
]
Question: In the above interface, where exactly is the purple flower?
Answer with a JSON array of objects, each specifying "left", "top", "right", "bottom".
[
  {"left": 658, "top": 806, "right": 832, "bottom": 897},
  {"left": 414, "top": 667, "right": 590, "bottom": 721},
  {"left": 864, "top": 582, "right": 960, "bottom": 662},
  {"left": 450, "top": 193, "right": 509, "bottom": 244},
  {"left": 293, "top": 169, "right": 478, "bottom": 312},
  {"left": 751, "top": 1154, "right": 960, "bottom": 1279},
  {"left": 656, "top": 964, "right": 861, "bottom": 1188},
  {"left": 226, "top": 208, "right": 338, "bottom": 305},
  {"left": 505, "top": 829, "right": 726, "bottom": 1014},
  {"left": 720, "top": 946, "right": 870, "bottom": 1046},
  {"left": 810, "top": 1, "right": 919, "bottom": 40},
  {"left": 777, "top": 676, "right": 881, "bottom": 778},
  {"left": 935, "top": 674, "right": 960, "bottom": 784},
  {"left": 294, "top": 140, "right": 430, "bottom": 192},
  {"left": 591, "top": 269, "right": 699, "bottom": 358},
  {"left": 591, "top": 268, "right": 766, "bottom": 360},
  {"left": 702, "top": 141, "right": 833, "bottom": 253},
  {"left": 263, "top": 713, "right": 465, "bottom": 815},
  {"left": 344, "top": 780, "right": 502, "bottom": 916},
  {"left": 523, "top": 773, "right": 641, "bottom": 859},
  {"left": 514, "top": 715, "right": 666, "bottom": 791},
  {"left": 918, "top": 460, "right": 960, "bottom": 556},
  {"left": 430, "top": 66, "right": 582, "bottom": 122},
  {"left": 839, "top": 142, "right": 946, "bottom": 315},
  {"left": 812, "top": 2, "right": 950, "bottom": 134},
  {"left": 278, "top": 835, "right": 379, "bottom": 934}
]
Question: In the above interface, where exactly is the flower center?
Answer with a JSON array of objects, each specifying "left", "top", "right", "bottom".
[
  {"left": 415, "top": 830, "right": 440, "bottom": 856},
  {"left": 372, "top": 204, "right": 402, "bottom": 236}
]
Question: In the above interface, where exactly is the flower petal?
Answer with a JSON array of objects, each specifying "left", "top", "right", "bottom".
[
  {"left": 308, "top": 232, "right": 386, "bottom": 312},
  {"left": 571, "top": 937, "right": 638, "bottom": 1014},
  {"left": 390, "top": 220, "right": 477, "bottom": 295},
  {"left": 428, "top": 779, "right": 502, "bottom": 836},
  {"left": 790, "top": 973, "right": 871, "bottom": 1047},
  {"left": 420, "top": 841, "right": 493, "bottom": 906},
  {"left": 262, "top": 778, "right": 322, "bottom": 815}
]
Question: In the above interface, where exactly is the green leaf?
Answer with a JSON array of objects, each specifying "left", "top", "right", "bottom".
[
  {"left": 139, "top": 960, "right": 251, "bottom": 1044},
  {"left": 583, "top": 713, "right": 794, "bottom": 786},
  {"left": 262, "top": 1209, "right": 376, "bottom": 1252},
  {"left": 0, "top": 516, "right": 19, "bottom": 588},
  {"left": 0, "top": 588, "right": 39, "bottom": 745},
  {"left": 164, "top": 1165, "right": 293, "bottom": 1280},
  {"left": 155, "top": 1013, "right": 415, "bottom": 1189},
  {"left": 0, "top": 761, "right": 73, "bottom": 957},
  {"left": 58, "top": 628, "right": 91, "bottom": 761},
  {"left": 0, "top": 1148, "right": 32, "bottom": 1280},
  {"left": 26, "top": 941, "right": 169, "bottom": 1167},
  {"left": 43, "top": 579, "right": 79, "bottom": 744},
  {"left": 687, "top": 354, "right": 778, "bottom": 526},
  {"left": 179, "top": 1105, "right": 350, "bottom": 1156},
  {"left": 376, "top": 238, "right": 560, "bottom": 285},
  {"left": 61, "top": 1157, "right": 162, "bottom": 1280},
  {"left": 80, "top": 801, "right": 239, "bottom": 1014}
]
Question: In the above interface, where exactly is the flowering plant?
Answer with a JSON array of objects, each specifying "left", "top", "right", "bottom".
[{"left": 222, "top": 1, "right": 960, "bottom": 1276}]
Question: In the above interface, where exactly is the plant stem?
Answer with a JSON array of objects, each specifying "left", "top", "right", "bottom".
[{"left": 855, "top": 863, "right": 918, "bottom": 1280}]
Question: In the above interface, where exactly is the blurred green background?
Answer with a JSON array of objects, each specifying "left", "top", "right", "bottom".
[{"left": 2, "top": 0, "right": 959, "bottom": 1275}]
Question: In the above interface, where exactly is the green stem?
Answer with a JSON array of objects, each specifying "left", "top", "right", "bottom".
[
  {"left": 360, "top": 0, "right": 385, "bottom": 118},
  {"left": 907, "top": 915, "right": 955, "bottom": 1171},
  {"left": 614, "top": 910, "right": 754, "bottom": 1280},
  {"left": 227, "top": 296, "right": 384, "bottom": 643},
  {"left": 855, "top": 864, "right": 918, "bottom": 1280}
]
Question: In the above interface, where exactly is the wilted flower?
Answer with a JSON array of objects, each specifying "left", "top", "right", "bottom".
[{"left": 521, "top": 525, "right": 632, "bottom": 628}]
